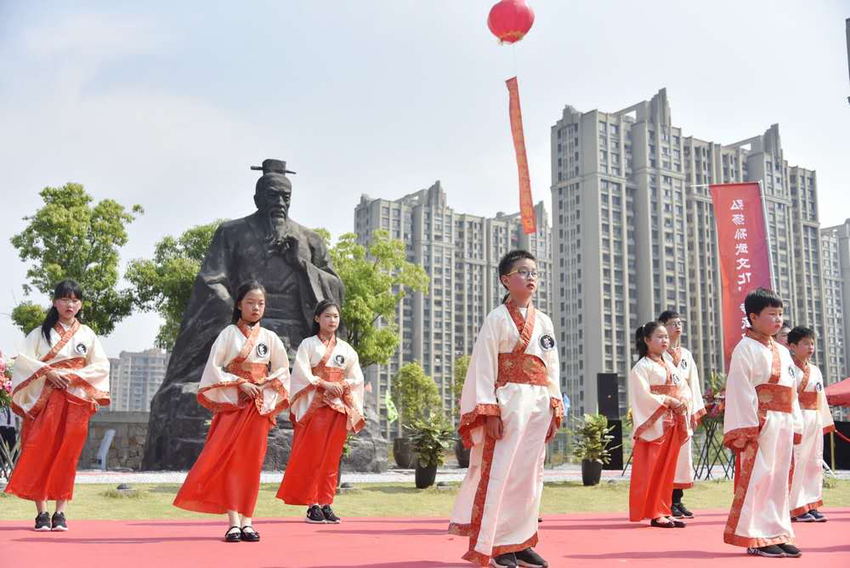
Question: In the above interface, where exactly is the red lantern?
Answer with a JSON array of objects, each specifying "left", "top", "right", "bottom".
[{"left": 487, "top": 0, "right": 535, "bottom": 45}]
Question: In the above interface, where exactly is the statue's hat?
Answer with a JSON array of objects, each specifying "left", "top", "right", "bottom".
[{"left": 252, "top": 159, "right": 295, "bottom": 192}]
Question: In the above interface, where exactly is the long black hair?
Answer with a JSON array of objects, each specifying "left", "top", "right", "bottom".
[
  {"left": 635, "top": 321, "right": 663, "bottom": 359},
  {"left": 42, "top": 279, "right": 84, "bottom": 341},
  {"left": 311, "top": 299, "right": 341, "bottom": 337},
  {"left": 231, "top": 280, "right": 267, "bottom": 324},
  {"left": 498, "top": 249, "right": 537, "bottom": 304}
]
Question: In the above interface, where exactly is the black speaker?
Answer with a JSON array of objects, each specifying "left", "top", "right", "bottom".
[
  {"left": 597, "top": 373, "right": 619, "bottom": 420},
  {"left": 603, "top": 419, "right": 624, "bottom": 471}
]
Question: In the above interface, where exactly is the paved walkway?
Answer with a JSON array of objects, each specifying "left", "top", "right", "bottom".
[{"left": 72, "top": 464, "right": 850, "bottom": 485}]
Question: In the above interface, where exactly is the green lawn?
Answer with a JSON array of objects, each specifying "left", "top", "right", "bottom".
[{"left": 2, "top": 479, "right": 849, "bottom": 521}]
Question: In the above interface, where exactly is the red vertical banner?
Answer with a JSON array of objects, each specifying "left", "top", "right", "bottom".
[
  {"left": 710, "top": 182, "right": 773, "bottom": 371},
  {"left": 506, "top": 76, "right": 537, "bottom": 235}
]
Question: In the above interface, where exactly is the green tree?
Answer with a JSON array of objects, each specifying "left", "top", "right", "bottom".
[
  {"left": 10, "top": 183, "right": 142, "bottom": 336},
  {"left": 125, "top": 220, "right": 225, "bottom": 349},
  {"left": 452, "top": 354, "right": 471, "bottom": 418},
  {"left": 321, "top": 230, "right": 430, "bottom": 369},
  {"left": 10, "top": 302, "right": 48, "bottom": 335},
  {"left": 392, "top": 362, "right": 442, "bottom": 430}
]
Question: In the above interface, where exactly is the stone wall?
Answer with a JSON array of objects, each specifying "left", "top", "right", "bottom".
[
  {"left": 79, "top": 411, "right": 149, "bottom": 471},
  {"left": 79, "top": 405, "right": 388, "bottom": 472}
]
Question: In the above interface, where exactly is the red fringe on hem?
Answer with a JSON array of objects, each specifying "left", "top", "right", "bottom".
[
  {"left": 790, "top": 499, "right": 823, "bottom": 518},
  {"left": 460, "top": 533, "right": 539, "bottom": 567},
  {"left": 723, "top": 533, "right": 794, "bottom": 548}
]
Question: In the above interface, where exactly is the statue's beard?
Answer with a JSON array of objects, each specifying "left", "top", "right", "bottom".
[{"left": 264, "top": 208, "right": 291, "bottom": 249}]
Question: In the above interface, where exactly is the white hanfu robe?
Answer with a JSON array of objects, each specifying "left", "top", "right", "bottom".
[
  {"left": 289, "top": 335, "right": 365, "bottom": 433},
  {"left": 10, "top": 321, "right": 110, "bottom": 418},
  {"left": 628, "top": 355, "right": 691, "bottom": 521},
  {"left": 196, "top": 322, "right": 290, "bottom": 420},
  {"left": 722, "top": 331, "right": 803, "bottom": 548},
  {"left": 5, "top": 321, "right": 110, "bottom": 501},
  {"left": 663, "top": 346, "right": 706, "bottom": 489},
  {"left": 789, "top": 360, "right": 834, "bottom": 517},
  {"left": 449, "top": 301, "right": 563, "bottom": 567}
]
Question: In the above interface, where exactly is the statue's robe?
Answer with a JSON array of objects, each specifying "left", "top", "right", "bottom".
[{"left": 142, "top": 211, "right": 344, "bottom": 470}]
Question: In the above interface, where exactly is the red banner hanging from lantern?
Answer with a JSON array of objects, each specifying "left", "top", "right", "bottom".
[
  {"left": 710, "top": 182, "right": 773, "bottom": 371},
  {"left": 506, "top": 77, "right": 536, "bottom": 235}
]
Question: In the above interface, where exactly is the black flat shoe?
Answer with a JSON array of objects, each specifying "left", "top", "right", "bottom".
[
  {"left": 650, "top": 517, "right": 675, "bottom": 528},
  {"left": 747, "top": 545, "right": 785, "bottom": 558},
  {"left": 777, "top": 544, "right": 801, "bottom": 558},
  {"left": 241, "top": 525, "right": 260, "bottom": 542},
  {"left": 224, "top": 526, "right": 242, "bottom": 542},
  {"left": 676, "top": 502, "right": 694, "bottom": 518},
  {"left": 515, "top": 547, "right": 548, "bottom": 568},
  {"left": 490, "top": 553, "right": 518, "bottom": 567}
]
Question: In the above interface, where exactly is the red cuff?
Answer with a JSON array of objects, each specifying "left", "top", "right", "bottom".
[
  {"left": 550, "top": 397, "right": 565, "bottom": 429},
  {"left": 458, "top": 404, "right": 500, "bottom": 449},
  {"left": 723, "top": 426, "right": 759, "bottom": 450}
]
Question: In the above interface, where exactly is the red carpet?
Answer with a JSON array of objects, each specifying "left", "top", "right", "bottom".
[{"left": 2, "top": 509, "right": 848, "bottom": 567}]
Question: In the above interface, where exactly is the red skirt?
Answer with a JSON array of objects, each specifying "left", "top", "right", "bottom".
[
  {"left": 629, "top": 422, "right": 683, "bottom": 522},
  {"left": 277, "top": 405, "right": 348, "bottom": 506},
  {"left": 173, "top": 404, "right": 272, "bottom": 517},
  {"left": 4, "top": 388, "right": 94, "bottom": 502}
]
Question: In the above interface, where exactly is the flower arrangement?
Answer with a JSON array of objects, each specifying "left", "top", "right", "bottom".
[
  {"left": 702, "top": 371, "right": 726, "bottom": 423},
  {"left": 0, "top": 354, "right": 13, "bottom": 409}
]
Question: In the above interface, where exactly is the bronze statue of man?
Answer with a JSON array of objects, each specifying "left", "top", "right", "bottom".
[{"left": 142, "top": 159, "right": 344, "bottom": 470}]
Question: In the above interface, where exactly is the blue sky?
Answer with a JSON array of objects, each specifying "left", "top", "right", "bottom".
[{"left": 1, "top": 1, "right": 848, "bottom": 356}]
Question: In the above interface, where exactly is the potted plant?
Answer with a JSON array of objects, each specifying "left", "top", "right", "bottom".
[
  {"left": 392, "top": 363, "right": 442, "bottom": 469},
  {"left": 406, "top": 415, "right": 454, "bottom": 489},
  {"left": 452, "top": 355, "right": 471, "bottom": 468},
  {"left": 571, "top": 413, "right": 618, "bottom": 486}
]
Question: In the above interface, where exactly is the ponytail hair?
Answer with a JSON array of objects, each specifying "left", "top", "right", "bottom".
[
  {"left": 42, "top": 279, "right": 84, "bottom": 342},
  {"left": 635, "top": 321, "right": 662, "bottom": 359},
  {"left": 311, "top": 299, "right": 341, "bottom": 337},
  {"left": 231, "top": 280, "right": 267, "bottom": 324}
]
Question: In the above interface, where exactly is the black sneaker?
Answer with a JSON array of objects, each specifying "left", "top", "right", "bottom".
[
  {"left": 305, "top": 505, "right": 326, "bottom": 524},
  {"left": 34, "top": 512, "right": 51, "bottom": 532},
  {"left": 321, "top": 505, "right": 341, "bottom": 524},
  {"left": 51, "top": 512, "right": 68, "bottom": 532},
  {"left": 490, "top": 553, "right": 518, "bottom": 567},
  {"left": 809, "top": 509, "right": 827, "bottom": 522},
  {"left": 676, "top": 502, "right": 694, "bottom": 519},
  {"left": 670, "top": 503, "right": 684, "bottom": 518},
  {"left": 792, "top": 512, "right": 815, "bottom": 522},
  {"left": 515, "top": 547, "right": 548, "bottom": 568},
  {"left": 747, "top": 545, "right": 785, "bottom": 558},
  {"left": 777, "top": 544, "right": 802, "bottom": 558}
]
